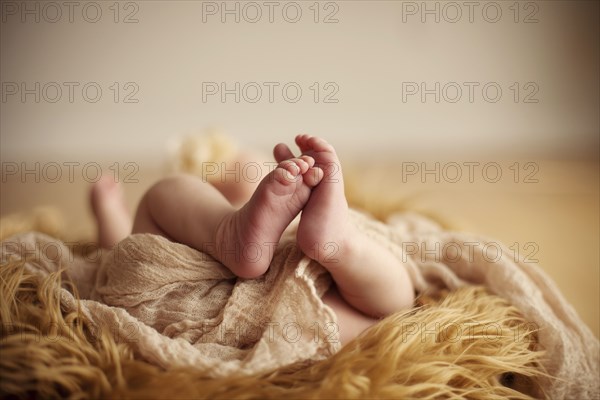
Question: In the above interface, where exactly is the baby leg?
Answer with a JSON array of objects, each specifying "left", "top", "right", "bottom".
[
  {"left": 90, "top": 154, "right": 271, "bottom": 248},
  {"left": 276, "top": 135, "right": 415, "bottom": 318},
  {"left": 90, "top": 176, "right": 133, "bottom": 248},
  {"left": 132, "top": 156, "right": 321, "bottom": 278}
]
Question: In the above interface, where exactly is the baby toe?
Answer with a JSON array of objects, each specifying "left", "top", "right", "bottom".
[
  {"left": 273, "top": 143, "right": 295, "bottom": 163},
  {"left": 299, "top": 155, "right": 315, "bottom": 169},
  {"left": 274, "top": 166, "right": 299, "bottom": 185},
  {"left": 303, "top": 167, "right": 324, "bottom": 187}
]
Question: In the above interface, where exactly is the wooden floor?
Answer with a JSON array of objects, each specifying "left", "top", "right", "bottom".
[{"left": 1, "top": 159, "right": 598, "bottom": 338}]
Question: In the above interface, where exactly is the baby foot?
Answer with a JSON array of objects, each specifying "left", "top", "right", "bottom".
[
  {"left": 214, "top": 154, "right": 323, "bottom": 278},
  {"left": 90, "top": 176, "right": 132, "bottom": 248},
  {"left": 294, "top": 135, "right": 351, "bottom": 269}
]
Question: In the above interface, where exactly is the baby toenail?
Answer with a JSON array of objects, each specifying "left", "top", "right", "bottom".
[{"left": 286, "top": 162, "right": 300, "bottom": 174}]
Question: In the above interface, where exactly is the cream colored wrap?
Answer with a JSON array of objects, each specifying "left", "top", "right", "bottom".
[{"left": 6, "top": 222, "right": 339, "bottom": 377}]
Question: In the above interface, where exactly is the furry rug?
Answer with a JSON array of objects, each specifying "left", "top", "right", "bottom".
[{"left": 0, "top": 208, "right": 548, "bottom": 399}]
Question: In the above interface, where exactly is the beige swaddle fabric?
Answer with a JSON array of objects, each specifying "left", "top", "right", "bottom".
[
  {"left": 2, "top": 209, "right": 598, "bottom": 398},
  {"left": 3, "top": 226, "right": 339, "bottom": 377},
  {"left": 90, "top": 230, "right": 339, "bottom": 373}
]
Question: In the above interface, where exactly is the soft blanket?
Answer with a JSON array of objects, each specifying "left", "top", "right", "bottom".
[{"left": 2, "top": 210, "right": 598, "bottom": 399}]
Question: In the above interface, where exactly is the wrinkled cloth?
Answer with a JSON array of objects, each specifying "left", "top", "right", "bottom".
[
  {"left": 2, "top": 224, "right": 338, "bottom": 376},
  {"left": 1, "top": 210, "right": 598, "bottom": 398}
]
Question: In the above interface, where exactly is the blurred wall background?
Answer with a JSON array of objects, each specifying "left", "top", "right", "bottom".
[{"left": 1, "top": 0, "right": 598, "bottom": 164}]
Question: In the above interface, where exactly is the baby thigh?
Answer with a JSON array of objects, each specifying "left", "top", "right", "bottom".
[
  {"left": 132, "top": 174, "right": 234, "bottom": 248},
  {"left": 321, "top": 286, "right": 380, "bottom": 345}
]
